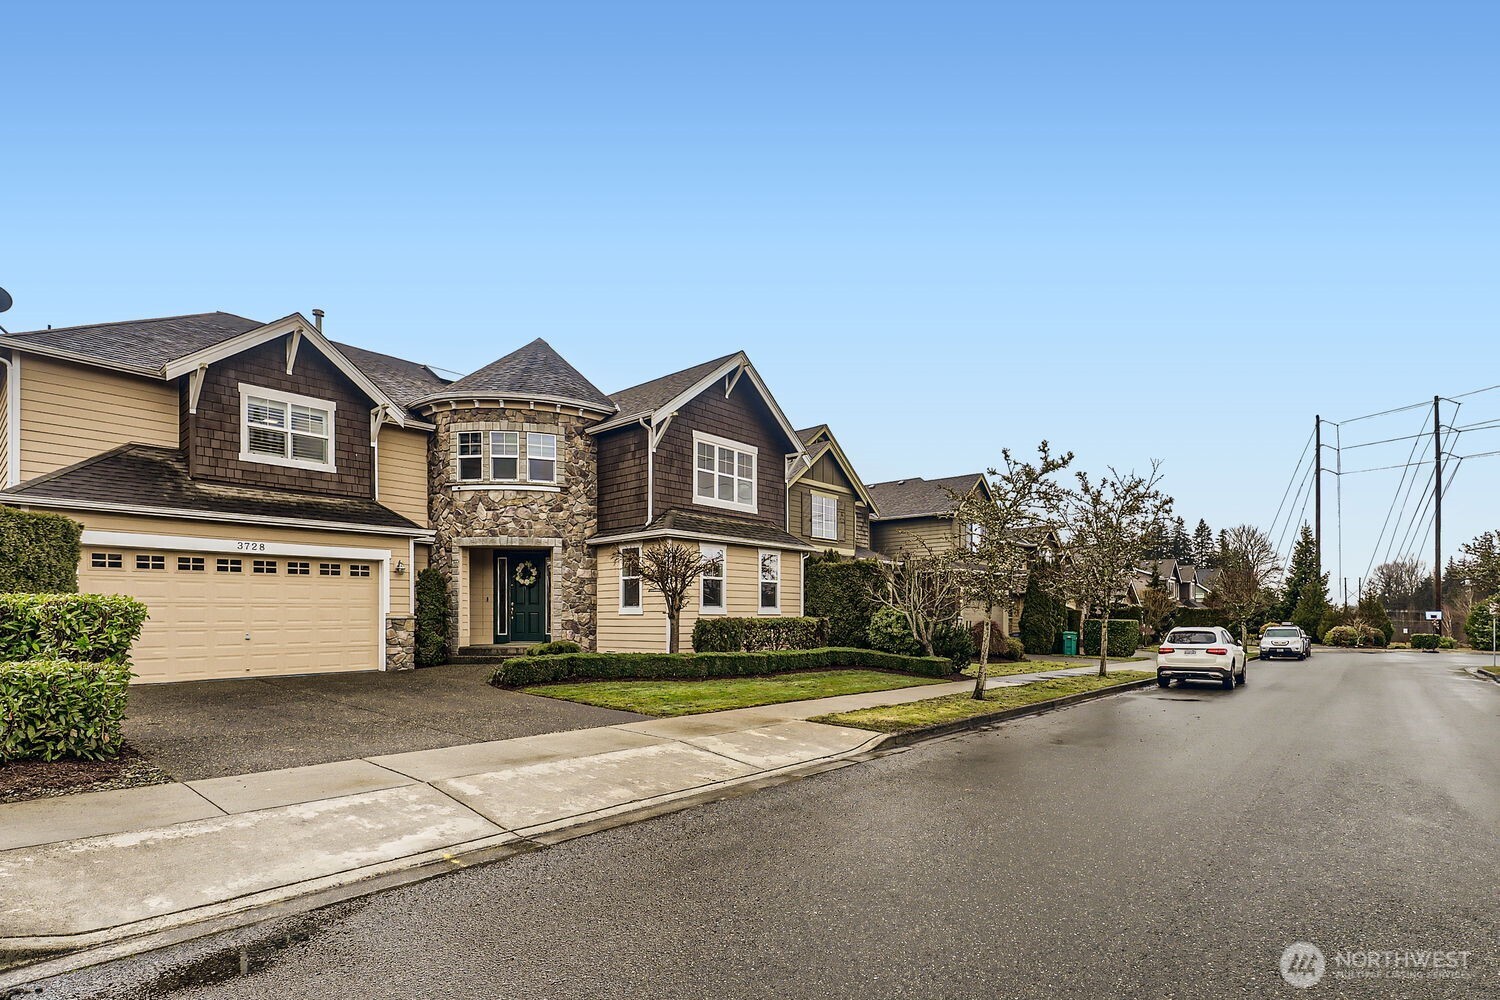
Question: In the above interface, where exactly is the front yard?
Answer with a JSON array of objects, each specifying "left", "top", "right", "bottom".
[
  {"left": 812, "top": 670, "right": 1154, "bottom": 734},
  {"left": 523, "top": 669, "right": 949, "bottom": 717}
]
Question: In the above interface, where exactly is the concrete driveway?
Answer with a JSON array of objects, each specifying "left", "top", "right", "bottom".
[{"left": 124, "top": 663, "right": 647, "bottom": 781}]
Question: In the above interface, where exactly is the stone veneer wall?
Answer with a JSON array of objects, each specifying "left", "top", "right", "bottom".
[
  {"left": 386, "top": 614, "right": 416, "bottom": 671},
  {"left": 427, "top": 405, "right": 600, "bottom": 652}
]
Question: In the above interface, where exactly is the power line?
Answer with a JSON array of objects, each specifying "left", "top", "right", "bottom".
[
  {"left": 1364, "top": 412, "right": 1432, "bottom": 579},
  {"left": 1268, "top": 430, "right": 1314, "bottom": 547}
]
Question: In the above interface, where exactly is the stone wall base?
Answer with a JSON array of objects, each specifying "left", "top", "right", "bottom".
[{"left": 386, "top": 614, "right": 416, "bottom": 671}]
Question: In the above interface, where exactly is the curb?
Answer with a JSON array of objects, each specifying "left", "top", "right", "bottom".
[
  {"left": 870, "top": 676, "right": 1158, "bottom": 749},
  {"left": 1475, "top": 666, "right": 1500, "bottom": 684}
]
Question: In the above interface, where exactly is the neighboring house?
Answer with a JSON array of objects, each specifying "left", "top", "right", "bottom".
[
  {"left": 1127, "top": 559, "right": 1214, "bottom": 609},
  {"left": 590, "top": 352, "right": 816, "bottom": 652},
  {"left": 787, "top": 425, "right": 881, "bottom": 558},
  {"left": 867, "top": 473, "right": 992, "bottom": 561},
  {"left": 0, "top": 312, "right": 442, "bottom": 682}
]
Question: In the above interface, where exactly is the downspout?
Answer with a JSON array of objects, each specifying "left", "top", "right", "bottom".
[{"left": 0, "top": 352, "right": 19, "bottom": 487}]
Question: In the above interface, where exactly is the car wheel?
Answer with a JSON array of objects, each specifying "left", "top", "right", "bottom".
[
  {"left": 1221, "top": 670, "right": 1235, "bottom": 690},
  {"left": 1239, "top": 663, "right": 1248, "bottom": 685},
  {"left": 1157, "top": 676, "right": 1170, "bottom": 688}
]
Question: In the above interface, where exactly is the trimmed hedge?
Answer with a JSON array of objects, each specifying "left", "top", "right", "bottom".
[
  {"left": 1, "top": 661, "right": 132, "bottom": 761},
  {"left": 1410, "top": 632, "right": 1441, "bottom": 650},
  {"left": 414, "top": 568, "right": 450, "bottom": 667},
  {"left": 0, "top": 506, "right": 82, "bottom": 594},
  {"left": 0, "top": 594, "right": 148, "bottom": 663},
  {"left": 804, "top": 558, "right": 883, "bottom": 648},
  {"left": 1082, "top": 619, "right": 1142, "bottom": 658},
  {"left": 525, "top": 640, "right": 582, "bottom": 656},
  {"left": 490, "top": 647, "right": 955, "bottom": 688},
  {"left": 691, "top": 616, "right": 829, "bottom": 653}
]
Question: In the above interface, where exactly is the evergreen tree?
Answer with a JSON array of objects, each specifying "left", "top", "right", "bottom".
[
  {"left": 1192, "top": 519, "right": 1215, "bottom": 566},
  {"left": 1356, "top": 590, "right": 1394, "bottom": 645},
  {"left": 1294, "top": 583, "right": 1332, "bottom": 639},
  {"left": 1277, "top": 524, "right": 1322, "bottom": 619},
  {"left": 1168, "top": 517, "right": 1191, "bottom": 560}
]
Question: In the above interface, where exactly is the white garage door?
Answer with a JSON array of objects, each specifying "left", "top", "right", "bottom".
[{"left": 79, "top": 548, "right": 381, "bottom": 683}]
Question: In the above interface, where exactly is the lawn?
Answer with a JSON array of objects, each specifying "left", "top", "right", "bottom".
[
  {"left": 522, "top": 669, "right": 949, "bottom": 717},
  {"left": 960, "top": 659, "right": 1075, "bottom": 680},
  {"left": 812, "top": 670, "right": 1154, "bottom": 734}
]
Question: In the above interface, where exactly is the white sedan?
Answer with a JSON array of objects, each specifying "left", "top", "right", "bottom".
[{"left": 1157, "top": 627, "right": 1247, "bottom": 690}]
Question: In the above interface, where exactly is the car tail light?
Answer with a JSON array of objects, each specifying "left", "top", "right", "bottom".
[
  {"left": 1206, "top": 647, "right": 1228, "bottom": 655},
  {"left": 1158, "top": 646, "right": 1174, "bottom": 654}
]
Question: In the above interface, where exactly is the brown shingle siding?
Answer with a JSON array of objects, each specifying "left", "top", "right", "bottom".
[
  {"left": 596, "top": 424, "right": 649, "bottom": 532},
  {"left": 652, "top": 385, "right": 787, "bottom": 530}
]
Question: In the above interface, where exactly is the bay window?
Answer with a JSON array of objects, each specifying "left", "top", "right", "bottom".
[
  {"left": 527, "top": 432, "right": 557, "bottom": 483},
  {"left": 489, "top": 431, "right": 519, "bottom": 480}
]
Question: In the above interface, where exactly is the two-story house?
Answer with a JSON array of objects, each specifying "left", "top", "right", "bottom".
[
  {"left": 786, "top": 425, "right": 881, "bottom": 558},
  {"left": 0, "top": 313, "right": 821, "bottom": 679},
  {"left": 867, "top": 473, "right": 992, "bottom": 559}
]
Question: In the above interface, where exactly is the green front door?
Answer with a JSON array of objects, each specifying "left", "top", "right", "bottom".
[{"left": 505, "top": 553, "right": 548, "bottom": 644}]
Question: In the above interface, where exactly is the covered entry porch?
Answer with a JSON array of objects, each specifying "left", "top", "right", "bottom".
[{"left": 454, "top": 536, "right": 563, "bottom": 654}]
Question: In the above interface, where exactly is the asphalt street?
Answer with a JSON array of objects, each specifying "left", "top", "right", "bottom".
[{"left": 36, "top": 651, "right": 1500, "bottom": 999}]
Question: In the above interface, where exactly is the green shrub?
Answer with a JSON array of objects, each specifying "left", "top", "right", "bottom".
[
  {"left": 1081, "top": 619, "right": 1141, "bottom": 658},
  {"left": 0, "top": 594, "right": 148, "bottom": 663},
  {"left": 1465, "top": 600, "right": 1498, "bottom": 650},
  {"left": 1317, "top": 608, "right": 1347, "bottom": 643},
  {"left": 1324, "top": 624, "right": 1385, "bottom": 648},
  {"left": 525, "top": 640, "right": 582, "bottom": 656},
  {"left": 804, "top": 558, "right": 883, "bottom": 648},
  {"left": 969, "top": 621, "right": 1024, "bottom": 662},
  {"left": 867, "top": 607, "right": 922, "bottom": 655},
  {"left": 490, "top": 646, "right": 955, "bottom": 687},
  {"left": 691, "top": 617, "right": 828, "bottom": 653},
  {"left": 414, "top": 568, "right": 450, "bottom": 667},
  {"left": 932, "top": 621, "right": 974, "bottom": 667},
  {"left": 1439, "top": 636, "right": 1457, "bottom": 649},
  {"left": 1018, "top": 579, "right": 1066, "bottom": 655},
  {"left": 0, "top": 661, "right": 132, "bottom": 761},
  {"left": 0, "top": 506, "right": 82, "bottom": 593},
  {"left": 1410, "top": 633, "right": 1441, "bottom": 650}
]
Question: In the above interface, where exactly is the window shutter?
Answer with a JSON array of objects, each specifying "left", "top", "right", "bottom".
[
  {"left": 837, "top": 500, "right": 848, "bottom": 543},
  {"left": 803, "top": 493, "right": 813, "bottom": 537}
]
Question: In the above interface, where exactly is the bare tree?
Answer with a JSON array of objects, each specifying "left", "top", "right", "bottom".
[
  {"left": 1370, "top": 558, "right": 1427, "bottom": 612},
  {"left": 1138, "top": 577, "right": 1178, "bottom": 643},
  {"left": 1208, "top": 525, "right": 1281, "bottom": 648},
  {"left": 629, "top": 541, "right": 722, "bottom": 653},
  {"left": 949, "top": 441, "right": 1073, "bottom": 699},
  {"left": 872, "top": 542, "right": 968, "bottom": 659},
  {"left": 1060, "top": 462, "right": 1173, "bottom": 677}
]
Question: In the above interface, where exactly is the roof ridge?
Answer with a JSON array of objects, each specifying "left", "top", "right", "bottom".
[
  {"left": 4, "top": 311, "right": 260, "bottom": 338},
  {"left": 607, "top": 352, "right": 741, "bottom": 400}
]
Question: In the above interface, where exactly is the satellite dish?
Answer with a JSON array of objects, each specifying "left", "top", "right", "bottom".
[{"left": 0, "top": 288, "right": 11, "bottom": 313}]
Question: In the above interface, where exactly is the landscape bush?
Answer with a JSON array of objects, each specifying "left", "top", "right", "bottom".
[
  {"left": 1464, "top": 600, "right": 1498, "bottom": 650},
  {"left": 1409, "top": 632, "right": 1441, "bottom": 650},
  {"left": 490, "top": 647, "right": 956, "bottom": 687},
  {"left": 969, "top": 621, "right": 1025, "bottom": 662},
  {"left": 414, "top": 568, "right": 451, "bottom": 667},
  {"left": 524, "top": 640, "right": 583, "bottom": 656},
  {"left": 1017, "top": 579, "right": 1066, "bottom": 655},
  {"left": 1081, "top": 619, "right": 1141, "bottom": 659},
  {"left": 867, "top": 607, "right": 922, "bottom": 656},
  {"left": 0, "top": 660, "right": 133, "bottom": 762},
  {"left": 0, "top": 506, "right": 82, "bottom": 594},
  {"left": 803, "top": 557, "right": 883, "bottom": 648},
  {"left": 1323, "top": 624, "right": 1386, "bottom": 648},
  {"left": 1439, "top": 636, "right": 1458, "bottom": 649},
  {"left": 0, "top": 594, "right": 148, "bottom": 663},
  {"left": 932, "top": 621, "right": 975, "bottom": 667},
  {"left": 691, "top": 617, "right": 828, "bottom": 653}
]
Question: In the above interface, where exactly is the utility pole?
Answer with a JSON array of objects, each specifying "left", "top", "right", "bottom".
[
  {"left": 1314, "top": 415, "right": 1322, "bottom": 579},
  {"left": 1433, "top": 396, "right": 1443, "bottom": 635}
]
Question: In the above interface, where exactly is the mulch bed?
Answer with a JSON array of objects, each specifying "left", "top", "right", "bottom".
[{"left": 0, "top": 744, "right": 174, "bottom": 805}]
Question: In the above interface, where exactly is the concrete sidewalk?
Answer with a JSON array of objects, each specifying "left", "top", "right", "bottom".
[{"left": 0, "top": 662, "right": 1114, "bottom": 958}]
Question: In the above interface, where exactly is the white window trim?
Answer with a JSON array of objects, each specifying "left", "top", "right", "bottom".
[
  {"left": 699, "top": 542, "right": 727, "bottom": 614},
  {"left": 758, "top": 549, "right": 781, "bottom": 615},
  {"left": 692, "top": 430, "right": 758, "bottom": 514},
  {"left": 526, "top": 431, "right": 559, "bottom": 485},
  {"left": 619, "top": 545, "right": 643, "bottom": 615},
  {"left": 455, "top": 431, "right": 485, "bottom": 482},
  {"left": 237, "top": 382, "right": 338, "bottom": 473},
  {"left": 489, "top": 430, "right": 520, "bottom": 481},
  {"left": 454, "top": 426, "right": 560, "bottom": 486},
  {"left": 811, "top": 492, "right": 839, "bottom": 541}
]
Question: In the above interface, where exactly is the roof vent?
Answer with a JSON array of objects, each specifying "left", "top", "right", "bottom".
[{"left": 312, "top": 308, "right": 325, "bottom": 332}]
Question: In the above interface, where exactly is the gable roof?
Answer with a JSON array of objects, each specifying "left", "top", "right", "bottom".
[
  {"left": 790, "top": 424, "right": 879, "bottom": 512},
  {"left": 605, "top": 353, "right": 740, "bottom": 425},
  {"left": 0, "top": 312, "right": 263, "bottom": 375},
  {"left": 867, "top": 473, "right": 990, "bottom": 521},
  {"left": 334, "top": 341, "right": 451, "bottom": 412},
  {"left": 416, "top": 338, "right": 615, "bottom": 414},
  {"left": 0, "top": 444, "right": 427, "bottom": 535}
]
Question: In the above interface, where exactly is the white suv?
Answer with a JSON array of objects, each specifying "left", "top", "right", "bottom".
[
  {"left": 1157, "top": 627, "right": 1247, "bottom": 690},
  {"left": 1259, "top": 624, "right": 1311, "bottom": 660}
]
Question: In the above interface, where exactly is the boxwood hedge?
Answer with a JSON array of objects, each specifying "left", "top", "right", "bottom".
[
  {"left": 0, "top": 506, "right": 82, "bottom": 593},
  {"left": 1, "top": 661, "right": 132, "bottom": 761},
  {"left": 490, "top": 646, "right": 955, "bottom": 688},
  {"left": 691, "top": 616, "right": 829, "bottom": 653}
]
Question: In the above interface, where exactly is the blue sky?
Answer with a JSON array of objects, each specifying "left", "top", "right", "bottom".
[{"left": 4, "top": 1, "right": 1497, "bottom": 594}]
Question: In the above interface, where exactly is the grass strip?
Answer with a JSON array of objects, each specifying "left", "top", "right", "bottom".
[
  {"left": 812, "top": 670, "right": 1154, "bottom": 734},
  {"left": 523, "top": 669, "right": 949, "bottom": 717}
]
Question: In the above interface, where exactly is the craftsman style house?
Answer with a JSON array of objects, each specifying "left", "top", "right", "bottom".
[
  {"left": 0, "top": 312, "right": 817, "bottom": 679},
  {"left": 787, "top": 425, "right": 881, "bottom": 558},
  {"left": 866, "top": 473, "right": 993, "bottom": 560}
]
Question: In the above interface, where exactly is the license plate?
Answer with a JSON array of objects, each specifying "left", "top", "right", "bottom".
[{"left": 1182, "top": 649, "right": 1197, "bottom": 655}]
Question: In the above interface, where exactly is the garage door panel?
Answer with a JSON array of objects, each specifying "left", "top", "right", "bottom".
[{"left": 80, "top": 548, "right": 381, "bottom": 683}]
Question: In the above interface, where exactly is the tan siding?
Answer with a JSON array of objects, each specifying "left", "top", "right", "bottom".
[
  {"left": 871, "top": 516, "right": 956, "bottom": 558},
  {"left": 596, "top": 542, "right": 805, "bottom": 652},
  {"left": 19, "top": 357, "right": 178, "bottom": 480},
  {"left": 377, "top": 426, "right": 430, "bottom": 527},
  {"left": 469, "top": 551, "right": 495, "bottom": 644}
]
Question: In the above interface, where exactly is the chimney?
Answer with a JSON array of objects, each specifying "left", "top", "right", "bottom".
[{"left": 312, "top": 308, "right": 324, "bottom": 332}]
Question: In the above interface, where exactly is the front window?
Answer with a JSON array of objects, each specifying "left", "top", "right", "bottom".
[
  {"left": 527, "top": 432, "right": 558, "bottom": 483},
  {"left": 620, "top": 546, "right": 642, "bottom": 613},
  {"left": 694, "top": 432, "right": 757, "bottom": 512},
  {"left": 812, "top": 494, "right": 839, "bottom": 541},
  {"left": 456, "top": 432, "right": 484, "bottom": 481},
  {"left": 700, "top": 544, "right": 726, "bottom": 613},
  {"left": 759, "top": 551, "right": 780, "bottom": 613},
  {"left": 489, "top": 431, "right": 519, "bottom": 480},
  {"left": 241, "top": 384, "right": 335, "bottom": 470},
  {"left": 965, "top": 522, "right": 985, "bottom": 551}
]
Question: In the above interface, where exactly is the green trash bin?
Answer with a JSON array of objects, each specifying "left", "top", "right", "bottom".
[{"left": 1062, "top": 631, "right": 1078, "bottom": 656}]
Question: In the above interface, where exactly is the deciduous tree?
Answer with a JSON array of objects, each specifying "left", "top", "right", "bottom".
[
  {"left": 1208, "top": 525, "right": 1281, "bottom": 648},
  {"left": 871, "top": 542, "right": 968, "bottom": 659},
  {"left": 631, "top": 542, "right": 722, "bottom": 653}
]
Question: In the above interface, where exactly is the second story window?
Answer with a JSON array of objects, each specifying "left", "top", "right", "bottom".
[
  {"left": 694, "top": 432, "right": 757, "bottom": 513},
  {"left": 812, "top": 494, "right": 839, "bottom": 540},
  {"left": 240, "top": 384, "right": 336, "bottom": 472},
  {"left": 457, "top": 432, "right": 484, "bottom": 481},
  {"left": 455, "top": 427, "right": 560, "bottom": 485},
  {"left": 965, "top": 522, "right": 986, "bottom": 551},
  {"left": 527, "top": 433, "right": 557, "bottom": 483},
  {"left": 490, "top": 431, "right": 519, "bottom": 480}
]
